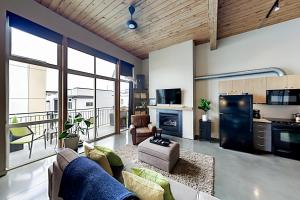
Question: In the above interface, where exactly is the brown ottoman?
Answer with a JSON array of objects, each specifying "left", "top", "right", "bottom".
[{"left": 138, "top": 137, "right": 180, "bottom": 172}]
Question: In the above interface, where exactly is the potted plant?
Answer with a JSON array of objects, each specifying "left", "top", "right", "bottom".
[
  {"left": 198, "top": 98, "right": 211, "bottom": 122},
  {"left": 59, "top": 113, "right": 91, "bottom": 151}
]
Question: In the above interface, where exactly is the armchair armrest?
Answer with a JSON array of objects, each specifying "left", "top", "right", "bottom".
[
  {"left": 129, "top": 125, "right": 136, "bottom": 135},
  {"left": 148, "top": 123, "right": 157, "bottom": 134}
]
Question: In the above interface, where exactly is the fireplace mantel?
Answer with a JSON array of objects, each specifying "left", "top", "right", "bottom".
[{"left": 148, "top": 105, "right": 193, "bottom": 111}]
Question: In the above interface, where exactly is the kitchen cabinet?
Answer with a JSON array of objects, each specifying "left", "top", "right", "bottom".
[
  {"left": 249, "top": 78, "right": 267, "bottom": 104},
  {"left": 232, "top": 79, "right": 251, "bottom": 94},
  {"left": 219, "top": 75, "right": 300, "bottom": 103},
  {"left": 219, "top": 78, "right": 266, "bottom": 103},
  {"left": 219, "top": 80, "right": 232, "bottom": 94},
  {"left": 267, "top": 76, "right": 288, "bottom": 90},
  {"left": 266, "top": 75, "right": 300, "bottom": 90},
  {"left": 253, "top": 121, "right": 272, "bottom": 152},
  {"left": 287, "top": 75, "right": 300, "bottom": 89}
]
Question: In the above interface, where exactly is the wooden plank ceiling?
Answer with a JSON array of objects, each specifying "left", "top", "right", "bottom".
[{"left": 35, "top": 0, "right": 300, "bottom": 59}]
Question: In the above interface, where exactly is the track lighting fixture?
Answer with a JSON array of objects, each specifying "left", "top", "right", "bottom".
[{"left": 266, "top": 0, "right": 280, "bottom": 18}]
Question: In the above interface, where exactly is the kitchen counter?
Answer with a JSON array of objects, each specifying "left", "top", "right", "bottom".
[{"left": 253, "top": 118, "right": 272, "bottom": 123}]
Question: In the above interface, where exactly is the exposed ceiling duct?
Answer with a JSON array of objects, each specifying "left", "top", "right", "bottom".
[{"left": 194, "top": 67, "right": 286, "bottom": 81}]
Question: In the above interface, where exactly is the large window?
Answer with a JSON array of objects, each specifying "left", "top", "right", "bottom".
[
  {"left": 96, "top": 79, "right": 115, "bottom": 138},
  {"left": 8, "top": 60, "right": 59, "bottom": 168},
  {"left": 5, "top": 13, "right": 135, "bottom": 170},
  {"left": 11, "top": 28, "right": 57, "bottom": 65},
  {"left": 96, "top": 58, "right": 116, "bottom": 78},
  {"left": 68, "top": 48, "right": 94, "bottom": 73},
  {"left": 120, "top": 81, "right": 130, "bottom": 131},
  {"left": 8, "top": 24, "right": 60, "bottom": 168},
  {"left": 67, "top": 74, "right": 94, "bottom": 141},
  {"left": 67, "top": 47, "right": 119, "bottom": 141}
]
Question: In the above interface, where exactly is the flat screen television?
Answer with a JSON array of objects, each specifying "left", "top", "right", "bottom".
[{"left": 156, "top": 88, "right": 181, "bottom": 104}]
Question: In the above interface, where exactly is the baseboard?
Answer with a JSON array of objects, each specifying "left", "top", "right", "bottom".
[
  {"left": 193, "top": 135, "right": 220, "bottom": 143},
  {"left": 210, "top": 138, "right": 220, "bottom": 143},
  {"left": 0, "top": 170, "right": 7, "bottom": 177}
]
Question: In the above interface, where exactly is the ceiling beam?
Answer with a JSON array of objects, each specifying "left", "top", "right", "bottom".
[{"left": 208, "top": 0, "right": 218, "bottom": 50}]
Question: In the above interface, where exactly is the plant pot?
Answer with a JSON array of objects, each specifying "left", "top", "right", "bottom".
[
  {"left": 63, "top": 134, "right": 79, "bottom": 152},
  {"left": 202, "top": 114, "right": 208, "bottom": 122}
]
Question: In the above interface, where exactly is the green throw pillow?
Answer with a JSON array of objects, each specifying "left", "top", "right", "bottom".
[
  {"left": 132, "top": 167, "right": 175, "bottom": 200},
  {"left": 94, "top": 145, "right": 123, "bottom": 167}
]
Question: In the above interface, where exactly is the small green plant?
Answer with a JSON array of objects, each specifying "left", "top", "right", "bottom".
[
  {"left": 198, "top": 98, "right": 211, "bottom": 113},
  {"left": 59, "top": 113, "right": 91, "bottom": 139}
]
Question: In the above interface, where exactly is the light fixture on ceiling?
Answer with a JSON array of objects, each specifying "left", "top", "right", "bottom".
[
  {"left": 127, "top": 4, "right": 138, "bottom": 30},
  {"left": 266, "top": 0, "right": 280, "bottom": 18},
  {"left": 274, "top": 0, "right": 280, "bottom": 11}
]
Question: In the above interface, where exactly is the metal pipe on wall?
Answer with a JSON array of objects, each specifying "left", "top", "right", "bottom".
[{"left": 194, "top": 67, "right": 286, "bottom": 81}]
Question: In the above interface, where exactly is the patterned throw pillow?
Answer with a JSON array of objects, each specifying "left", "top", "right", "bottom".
[
  {"left": 122, "top": 171, "right": 164, "bottom": 200},
  {"left": 88, "top": 149, "right": 113, "bottom": 176},
  {"left": 132, "top": 167, "right": 174, "bottom": 200},
  {"left": 94, "top": 145, "right": 123, "bottom": 167}
]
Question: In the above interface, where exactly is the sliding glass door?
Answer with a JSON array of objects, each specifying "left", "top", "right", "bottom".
[
  {"left": 4, "top": 13, "right": 135, "bottom": 170},
  {"left": 120, "top": 81, "right": 130, "bottom": 131},
  {"left": 8, "top": 28, "right": 60, "bottom": 168},
  {"left": 95, "top": 79, "right": 115, "bottom": 138}
]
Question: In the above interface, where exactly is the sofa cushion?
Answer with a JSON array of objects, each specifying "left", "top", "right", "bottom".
[
  {"left": 88, "top": 149, "right": 113, "bottom": 176},
  {"left": 57, "top": 148, "right": 79, "bottom": 171},
  {"left": 136, "top": 127, "right": 151, "bottom": 136},
  {"left": 132, "top": 167, "right": 174, "bottom": 200},
  {"left": 95, "top": 145, "right": 123, "bottom": 167},
  {"left": 122, "top": 171, "right": 164, "bottom": 200},
  {"left": 131, "top": 115, "right": 150, "bottom": 128},
  {"left": 83, "top": 141, "right": 94, "bottom": 156}
]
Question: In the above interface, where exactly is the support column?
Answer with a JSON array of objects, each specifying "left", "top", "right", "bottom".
[
  {"left": 58, "top": 37, "right": 68, "bottom": 148},
  {"left": 115, "top": 61, "right": 120, "bottom": 134},
  {"left": 0, "top": 9, "right": 8, "bottom": 176}
]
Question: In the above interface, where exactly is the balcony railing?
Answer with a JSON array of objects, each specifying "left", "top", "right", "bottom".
[{"left": 8, "top": 107, "right": 115, "bottom": 135}]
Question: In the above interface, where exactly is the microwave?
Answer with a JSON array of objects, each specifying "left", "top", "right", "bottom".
[{"left": 266, "top": 89, "right": 300, "bottom": 105}]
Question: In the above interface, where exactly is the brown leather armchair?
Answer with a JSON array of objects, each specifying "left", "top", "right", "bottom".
[{"left": 129, "top": 115, "right": 156, "bottom": 145}]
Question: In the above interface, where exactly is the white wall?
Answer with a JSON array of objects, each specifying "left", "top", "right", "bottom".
[
  {"left": 149, "top": 40, "right": 194, "bottom": 139},
  {"left": 195, "top": 17, "right": 300, "bottom": 138}
]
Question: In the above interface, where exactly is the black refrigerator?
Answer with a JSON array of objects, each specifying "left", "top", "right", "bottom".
[{"left": 219, "top": 95, "right": 253, "bottom": 153}]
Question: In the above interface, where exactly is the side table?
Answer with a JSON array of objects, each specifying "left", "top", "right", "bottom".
[{"left": 199, "top": 119, "right": 211, "bottom": 141}]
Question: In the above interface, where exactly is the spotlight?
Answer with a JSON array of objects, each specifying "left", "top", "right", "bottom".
[{"left": 274, "top": 0, "right": 280, "bottom": 11}]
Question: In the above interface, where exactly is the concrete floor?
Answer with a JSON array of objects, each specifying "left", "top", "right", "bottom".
[
  {"left": 1, "top": 132, "right": 300, "bottom": 200},
  {"left": 8, "top": 125, "right": 115, "bottom": 169}
]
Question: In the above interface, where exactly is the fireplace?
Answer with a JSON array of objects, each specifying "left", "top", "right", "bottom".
[{"left": 157, "top": 110, "right": 182, "bottom": 137}]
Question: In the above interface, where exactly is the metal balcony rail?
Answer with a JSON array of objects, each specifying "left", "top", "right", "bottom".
[{"left": 8, "top": 107, "right": 114, "bottom": 135}]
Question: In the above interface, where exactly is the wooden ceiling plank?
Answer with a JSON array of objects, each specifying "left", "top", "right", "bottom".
[
  {"left": 34, "top": 0, "right": 300, "bottom": 59},
  {"left": 59, "top": 0, "right": 88, "bottom": 18},
  {"left": 68, "top": 0, "right": 103, "bottom": 22},
  {"left": 107, "top": 0, "right": 207, "bottom": 43},
  {"left": 39, "top": 0, "right": 52, "bottom": 7},
  {"left": 99, "top": 0, "right": 152, "bottom": 30},
  {"left": 87, "top": 1, "right": 129, "bottom": 31},
  {"left": 55, "top": 0, "right": 73, "bottom": 14},
  {"left": 114, "top": 10, "right": 208, "bottom": 48},
  {"left": 91, "top": 0, "right": 146, "bottom": 34},
  {"left": 104, "top": 0, "right": 204, "bottom": 40},
  {"left": 83, "top": 1, "right": 123, "bottom": 28},
  {"left": 208, "top": 0, "right": 218, "bottom": 50},
  {"left": 112, "top": 14, "right": 208, "bottom": 53},
  {"left": 47, "top": 0, "right": 63, "bottom": 10},
  {"left": 74, "top": 0, "right": 114, "bottom": 25},
  {"left": 98, "top": 0, "right": 174, "bottom": 36}
]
